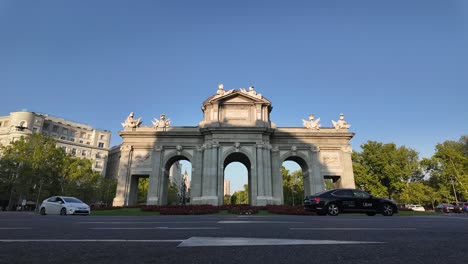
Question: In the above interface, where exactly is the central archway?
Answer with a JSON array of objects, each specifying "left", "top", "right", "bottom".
[{"left": 223, "top": 152, "right": 251, "bottom": 205}]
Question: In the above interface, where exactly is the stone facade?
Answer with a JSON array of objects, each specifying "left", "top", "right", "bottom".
[
  {"left": 111, "top": 86, "right": 355, "bottom": 206},
  {"left": 0, "top": 111, "right": 111, "bottom": 176}
]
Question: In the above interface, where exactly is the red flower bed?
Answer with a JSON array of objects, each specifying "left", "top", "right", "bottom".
[
  {"left": 266, "top": 205, "right": 314, "bottom": 215},
  {"left": 144, "top": 205, "right": 219, "bottom": 215}
]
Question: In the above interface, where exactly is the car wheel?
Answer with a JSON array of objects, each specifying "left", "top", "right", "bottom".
[
  {"left": 366, "top": 212, "right": 376, "bottom": 216},
  {"left": 40, "top": 207, "right": 46, "bottom": 215},
  {"left": 326, "top": 203, "right": 340, "bottom": 216},
  {"left": 60, "top": 208, "right": 67, "bottom": 216},
  {"left": 382, "top": 203, "right": 394, "bottom": 216}
]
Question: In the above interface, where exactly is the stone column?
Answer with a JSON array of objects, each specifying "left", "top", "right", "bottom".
[
  {"left": 309, "top": 146, "right": 323, "bottom": 195},
  {"left": 270, "top": 146, "right": 282, "bottom": 204},
  {"left": 112, "top": 145, "right": 133, "bottom": 206},
  {"left": 340, "top": 146, "right": 356, "bottom": 189},
  {"left": 250, "top": 145, "right": 258, "bottom": 205},
  {"left": 263, "top": 145, "right": 273, "bottom": 197},
  {"left": 147, "top": 146, "right": 162, "bottom": 205},
  {"left": 190, "top": 146, "right": 204, "bottom": 201},
  {"left": 256, "top": 143, "right": 264, "bottom": 197}
]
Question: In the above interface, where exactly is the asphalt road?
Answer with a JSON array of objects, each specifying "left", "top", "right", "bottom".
[{"left": 0, "top": 212, "right": 467, "bottom": 264}]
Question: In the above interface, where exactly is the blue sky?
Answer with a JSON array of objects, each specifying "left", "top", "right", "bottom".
[{"left": 1, "top": 1, "right": 467, "bottom": 192}]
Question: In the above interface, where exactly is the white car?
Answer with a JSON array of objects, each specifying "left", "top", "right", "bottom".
[
  {"left": 39, "top": 196, "right": 90, "bottom": 215},
  {"left": 408, "top": 204, "right": 425, "bottom": 212}
]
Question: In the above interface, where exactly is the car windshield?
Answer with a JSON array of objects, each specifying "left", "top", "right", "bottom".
[{"left": 63, "top": 197, "right": 83, "bottom": 203}]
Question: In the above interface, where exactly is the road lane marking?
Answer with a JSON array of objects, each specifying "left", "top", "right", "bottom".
[
  {"left": 218, "top": 221, "right": 303, "bottom": 224},
  {"left": 89, "top": 227, "right": 220, "bottom": 230},
  {"left": 0, "top": 239, "right": 183, "bottom": 243},
  {"left": 0, "top": 228, "right": 32, "bottom": 230},
  {"left": 290, "top": 228, "right": 416, "bottom": 230},
  {"left": 177, "top": 237, "right": 384, "bottom": 247},
  {"left": 77, "top": 221, "right": 214, "bottom": 224}
]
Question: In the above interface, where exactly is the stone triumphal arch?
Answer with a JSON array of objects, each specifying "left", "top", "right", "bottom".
[{"left": 111, "top": 85, "right": 355, "bottom": 206}]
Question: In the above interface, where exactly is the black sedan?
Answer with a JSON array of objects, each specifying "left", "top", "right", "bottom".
[{"left": 304, "top": 189, "right": 398, "bottom": 216}]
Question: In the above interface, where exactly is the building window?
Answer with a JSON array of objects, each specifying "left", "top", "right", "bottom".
[
  {"left": 43, "top": 123, "right": 49, "bottom": 130},
  {"left": 60, "top": 136, "right": 66, "bottom": 140},
  {"left": 81, "top": 150, "right": 86, "bottom": 156},
  {"left": 96, "top": 152, "right": 101, "bottom": 158},
  {"left": 70, "top": 131, "right": 75, "bottom": 137},
  {"left": 81, "top": 132, "right": 86, "bottom": 139},
  {"left": 100, "top": 135, "right": 105, "bottom": 140},
  {"left": 86, "top": 141, "right": 90, "bottom": 145},
  {"left": 79, "top": 140, "right": 83, "bottom": 144},
  {"left": 62, "top": 128, "right": 68, "bottom": 135},
  {"left": 4, "top": 121, "right": 9, "bottom": 127},
  {"left": 32, "top": 127, "right": 38, "bottom": 133},
  {"left": 98, "top": 142, "right": 104, "bottom": 148},
  {"left": 60, "top": 146, "right": 66, "bottom": 152},
  {"left": 0, "top": 121, "right": 3, "bottom": 127},
  {"left": 52, "top": 125, "right": 59, "bottom": 132},
  {"left": 87, "top": 134, "right": 91, "bottom": 139},
  {"left": 70, "top": 138, "right": 75, "bottom": 142},
  {"left": 71, "top": 148, "right": 76, "bottom": 155}
]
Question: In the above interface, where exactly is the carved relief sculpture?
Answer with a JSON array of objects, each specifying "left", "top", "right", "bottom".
[
  {"left": 332, "top": 113, "right": 351, "bottom": 129},
  {"left": 121, "top": 112, "right": 142, "bottom": 128},
  {"left": 303, "top": 114, "right": 321, "bottom": 130},
  {"left": 152, "top": 114, "right": 171, "bottom": 129}
]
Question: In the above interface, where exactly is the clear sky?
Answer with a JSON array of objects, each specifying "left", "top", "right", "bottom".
[{"left": 1, "top": 1, "right": 467, "bottom": 192}]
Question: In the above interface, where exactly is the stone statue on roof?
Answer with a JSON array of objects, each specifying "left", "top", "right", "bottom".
[
  {"left": 121, "top": 112, "right": 142, "bottom": 128},
  {"left": 239, "top": 86, "right": 262, "bottom": 99},
  {"left": 303, "top": 114, "right": 321, "bottom": 130},
  {"left": 152, "top": 114, "right": 171, "bottom": 129},
  {"left": 332, "top": 113, "right": 351, "bottom": 129}
]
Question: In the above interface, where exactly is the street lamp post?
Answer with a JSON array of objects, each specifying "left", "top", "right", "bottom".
[{"left": 450, "top": 178, "right": 459, "bottom": 203}]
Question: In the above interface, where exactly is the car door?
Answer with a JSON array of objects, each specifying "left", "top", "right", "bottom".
[
  {"left": 45, "top": 197, "right": 59, "bottom": 214},
  {"left": 352, "top": 190, "right": 375, "bottom": 212},
  {"left": 331, "top": 189, "right": 356, "bottom": 212}
]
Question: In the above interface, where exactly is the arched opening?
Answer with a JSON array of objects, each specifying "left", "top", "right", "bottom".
[
  {"left": 162, "top": 155, "right": 192, "bottom": 205},
  {"left": 129, "top": 174, "right": 149, "bottom": 206},
  {"left": 281, "top": 157, "right": 309, "bottom": 205},
  {"left": 223, "top": 152, "right": 251, "bottom": 205}
]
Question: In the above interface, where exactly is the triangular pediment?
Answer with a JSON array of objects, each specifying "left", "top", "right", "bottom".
[{"left": 205, "top": 90, "right": 271, "bottom": 105}]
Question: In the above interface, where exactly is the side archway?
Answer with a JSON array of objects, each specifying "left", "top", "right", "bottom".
[{"left": 280, "top": 152, "right": 311, "bottom": 204}]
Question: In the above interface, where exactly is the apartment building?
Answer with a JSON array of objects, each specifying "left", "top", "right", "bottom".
[{"left": 0, "top": 111, "right": 111, "bottom": 176}]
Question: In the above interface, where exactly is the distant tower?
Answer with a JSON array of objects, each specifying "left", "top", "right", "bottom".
[
  {"left": 169, "top": 162, "right": 182, "bottom": 185},
  {"left": 183, "top": 170, "right": 190, "bottom": 190},
  {"left": 224, "top": 180, "right": 231, "bottom": 195}
]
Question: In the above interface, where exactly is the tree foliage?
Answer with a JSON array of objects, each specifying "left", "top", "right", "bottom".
[
  {"left": 421, "top": 136, "right": 468, "bottom": 202},
  {"left": 352, "top": 141, "right": 422, "bottom": 199},
  {"left": 0, "top": 134, "right": 115, "bottom": 210},
  {"left": 282, "top": 166, "right": 304, "bottom": 205}
]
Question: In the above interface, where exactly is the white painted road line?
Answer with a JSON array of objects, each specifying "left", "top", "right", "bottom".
[
  {"left": 0, "top": 228, "right": 32, "bottom": 230},
  {"left": 89, "top": 227, "right": 220, "bottom": 230},
  {"left": 77, "top": 221, "right": 214, "bottom": 224},
  {"left": 290, "top": 228, "right": 416, "bottom": 231},
  {"left": 218, "top": 221, "right": 303, "bottom": 224},
  {"left": 0, "top": 239, "right": 183, "bottom": 243},
  {"left": 177, "top": 237, "right": 385, "bottom": 247}
]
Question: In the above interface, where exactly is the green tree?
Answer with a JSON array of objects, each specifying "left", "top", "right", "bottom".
[
  {"left": 352, "top": 141, "right": 422, "bottom": 200},
  {"left": 0, "top": 134, "right": 65, "bottom": 210},
  {"left": 399, "top": 182, "right": 437, "bottom": 209},
  {"left": 137, "top": 178, "right": 149, "bottom": 204},
  {"left": 231, "top": 184, "right": 249, "bottom": 204},
  {"left": 0, "top": 133, "right": 114, "bottom": 209},
  {"left": 421, "top": 136, "right": 468, "bottom": 202},
  {"left": 282, "top": 166, "right": 304, "bottom": 205}
]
